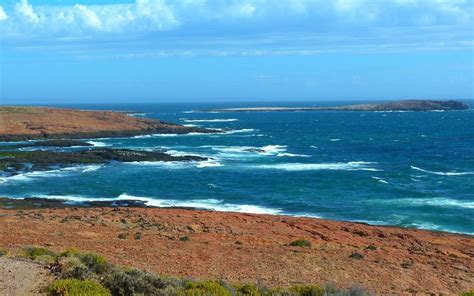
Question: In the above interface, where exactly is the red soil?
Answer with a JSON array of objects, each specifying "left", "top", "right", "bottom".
[{"left": 0, "top": 207, "right": 472, "bottom": 294}]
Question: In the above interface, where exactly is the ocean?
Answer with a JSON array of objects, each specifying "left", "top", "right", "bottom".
[{"left": 1, "top": 101, "right": 473, "bottom": 235}]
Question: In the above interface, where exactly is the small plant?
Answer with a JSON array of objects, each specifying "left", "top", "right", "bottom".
[
  {"left": 236, "top": 283, "right": 261, "bottom": 295},
  {"left": 289, "top": 239, "right": 311, "bottom": 248},
  {"left": 0, "top": 247, "right": 7, "bottom": 256},
  {"left": 289, "top": 284, "right": 324, "bottom": 296},
  {"left": 460, "top": 290, "right": 474, "bottom": 296},
  {"left": 48, "top": 279, "right": 110, "bottom": 296},
  {"left": 349, "top": 252, "right": 364, "bottom": 259},
  {"left": 134, "top": 232, "right": 142, "bottom": 240},
  {"left": 78, "top": 253, "right": 109, "bottom": 274},
  {"left": 185, "top": 280, "right": 232, "bottom": 296},
  {"left": 21, "top": 246, "right": 57, "bottom": 260},
  {"left": 118, "top": 233, "right": 128, "bottom": 240},
  {"left": 365, "top": 245, "right": 377, "bottom": 251},
  {"left": 180, "top": 236, "right": 190, "bottom": 242}
]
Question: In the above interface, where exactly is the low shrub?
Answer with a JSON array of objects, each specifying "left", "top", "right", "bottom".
[
  {"left": 184, "top": 280, "right": 232, "bottom": 296},
  {"left": 78, "top": 252, "right": 109, "bottom": 274},
  {"left": 0, "top": 247, "right": 7, "bottom": 256},
  {"left": 289, "top": 239, "right": 312, "bottom": 248},
  {"left": 235, "top": 283, "right": 262, "bottom": 295},
  {"left": 47, "top": 279, "right": 110, "bottom": 296},
  {"left": 102, "top": 268, "right": 166, "bottom": 295},
  {"left": 460, "top": 291, "right": 474, "bottom": 296},
  {"left": 59, "top": 256, "right": 91, "bottom": 280},
  {"left": 289, "top": 285, "right": 324, "bottom": 296},
  {"left": 21, "top": 246, "right": 57, "bottom": 260}
]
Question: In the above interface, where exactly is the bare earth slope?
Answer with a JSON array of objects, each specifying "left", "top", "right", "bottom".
[
  {"left": 0, "top": 106, "right": 212, "bottom": 140},
  {"left": 0, "top": 257, "right": 52, "bottom": 295},
  {"left": 0, "top": 206, "right": 472, "bottom": 294}
]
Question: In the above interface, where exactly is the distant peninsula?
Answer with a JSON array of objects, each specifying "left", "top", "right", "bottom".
[
  {"left": 0, "top": 106, "right": 217, "bottom": 141},
  {"left": 207, "top": 100, "right": 470, "bottom": 113}
]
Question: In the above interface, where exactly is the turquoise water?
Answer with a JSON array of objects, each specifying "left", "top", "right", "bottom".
[{"left": 1, "top": 102, "right": 473, "bottom": 234}]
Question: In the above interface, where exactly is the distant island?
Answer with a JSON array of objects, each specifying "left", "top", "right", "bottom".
[
  {"left": 207, "top": 100, "right": 470, "bottom": 112},
  {"left": 0, "top": 106, "right": 217, "bottom": 141}
]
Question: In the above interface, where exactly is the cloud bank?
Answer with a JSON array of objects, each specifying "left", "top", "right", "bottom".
[{"left": 0, "top": 0, "right": 472, "bottom": 57}]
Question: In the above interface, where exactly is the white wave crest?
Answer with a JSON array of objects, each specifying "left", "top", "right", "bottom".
[
  {"left": 182, "top": 118, "right": 238, "bottom": 123},
  {"left": 383, "top": 197, "right": 474, "bottom": 209},
  {"left": 411, "top": 166, "right": 474, "bottom": 176},
  {"left": 372, "top": 176, "right": 388, "bottom": 184},
  {"left": 0, "top": 165, "right": 102, "bottom": 184},
  {"left": 223, "top": 128, "right": 255, "bottom": 134},
  {"left": 254, "top": 161, "right": 378, "bottom": 172},
  {"left": 86, "top": 141, "right": 108, "bottom": 147},
  {"left": 27, "top": 193, "right": 281, "bottom": 215}
]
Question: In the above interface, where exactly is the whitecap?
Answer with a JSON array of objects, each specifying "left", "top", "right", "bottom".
[
  {"left": 254, "top": 161, "right": 379, "bottom": 172},
  {"left": 330, "top": 138, "right": 341, "bottom": 142},
  {"left": 223, "top": 128, "right": 255, "bottom": 134},
  {"left": 372, "top": 176, "right": 388, "bottom": 184},
  {"left": 28, "top": 193, "right": 282, "bottom": 215},
  {"left": 196, "top": 160, "right": 223, "bottom": 168},
  {"left": 411, "top": 166, "right": 473, "bottom": 176},
  {"left": 379, "top": 197, "right": 474, "bottom": 209},
  {"left": 86, "top": 141, "right": 108, "bottom": 147},
  {"left": 0, "top": 165, "right": 102, "bottom": 184},
  {"left": 182, "top": 118, "right": 238, "bottom": 123},
  {"left": 277, "top": 153, "right": 310, "bottom": 158}
]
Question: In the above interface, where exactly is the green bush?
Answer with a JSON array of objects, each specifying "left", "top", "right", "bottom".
[
  {"left": 235, "top": 283, "right": 261, "bottom": 295},
  {"left": 0, "top": 247, "right": 7, "bottom": 256},
  {"left": 102, "top": 268, "right": 165, "bottom": 295},
  {"left": 184, "top": 280, "right": 232, "bottom": 296},
  {"left": 59, "top": 256, "right": 91, "bottom": 280},
  {"left": 460, "top": 291, "right": 474, "bottom": 296},
  {"left": 21, "top": 246, "right": 57, "bottom": 260},
  {"left": 48, "top": 279, "right": 110, "bottom": 296},
  {"left": 289, "top": 239, "right": 312, "bottom": 248},
  {"left": 288, "top": 285, "right": 323, "bottom": 296},
  {"left": 78, "top": 253, "right": 109, "bottom": 274}
]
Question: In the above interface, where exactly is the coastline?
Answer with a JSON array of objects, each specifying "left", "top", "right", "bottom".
[{"left": 0, "top": 198, "right": 472, "bottom": 294}]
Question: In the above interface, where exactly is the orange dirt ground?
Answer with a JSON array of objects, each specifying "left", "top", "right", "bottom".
[
  {"left": 0, "top": 106, "right": 199, "bottom": 138},
  {"left": 0, "top": 206, "right": 472, "bottom": 294}
]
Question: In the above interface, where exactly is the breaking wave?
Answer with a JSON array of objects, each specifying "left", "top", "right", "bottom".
[
  {"left": 254, "top": 161, "right": 379, "bottom": 172},
  {"left": 381, "top": 197, "right": 474, "bottom": 209},
  {"left": 23, "top": 194, "right": 282, "bottom": 215},
  {"left": 411, "top": 166, "right": 474, "bottom": 176},
  {"left": 181, "top": 118, "right": 238, "bottom": 123}
]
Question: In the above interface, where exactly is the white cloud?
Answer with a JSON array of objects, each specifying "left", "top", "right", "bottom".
[
  {"left": 15, "top": 0, "right": 40, "bottom": 23},
  {"left": 0, "top": 0, "right": 472, "bottom": 57},
  {"left": 0, "top": 6, "right": 8, "bottom": 22},
  {"left": 74, "top": 5, "right": 102, "bottom": 29}
]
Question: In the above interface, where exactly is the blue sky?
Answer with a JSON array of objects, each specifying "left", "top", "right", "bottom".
[{"left": 0, "top": 0, "right": 473, "bottom": 104}]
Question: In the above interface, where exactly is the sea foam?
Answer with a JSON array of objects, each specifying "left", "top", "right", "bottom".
[
  {"left": 411, "top": 166, "right": 474, "bottom": 176},
  {"left": 254, "top": 161, "right": 378, "bottom": 172},
  {"left": 182, "top": 118, "right": 238, "bottom": 123}
]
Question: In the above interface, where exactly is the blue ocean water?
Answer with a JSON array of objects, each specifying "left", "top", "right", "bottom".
[{"left": 1, "top": 101, "right": 473, "bottom": 234}]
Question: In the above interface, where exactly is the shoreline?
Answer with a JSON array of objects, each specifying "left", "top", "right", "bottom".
[
  {"left": 0, "top": 196, "right": 472, "bottom": 237},
  {"left": 0, "top": 200, "right": 472, "bottom": 294}
]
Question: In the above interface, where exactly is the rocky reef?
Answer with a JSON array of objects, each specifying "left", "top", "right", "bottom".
[
  {"left": 0, "top": 148, "right": 206, "bottom": 175},
  {"left": 207, "top": 100, "right": 470, "bottom": 112}
]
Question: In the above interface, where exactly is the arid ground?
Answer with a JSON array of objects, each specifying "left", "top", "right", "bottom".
[{"left": 0, "top": 206, "right": 472, "bottom": 295}]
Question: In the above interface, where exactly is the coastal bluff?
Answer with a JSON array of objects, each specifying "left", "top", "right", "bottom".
[
  {"left": 0, "top": 106, "right": 215, "bottom": 141},
  {"left": 208, "top": 100, "right": 470, "bottom": 112}
]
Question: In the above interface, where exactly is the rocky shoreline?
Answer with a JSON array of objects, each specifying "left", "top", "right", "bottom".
[
  {"left": 0, "top": 202, "right": 472, "bottom": 294},
  {"left": 0, "top": 106, "right": 218, "bottom": 141},
  {"left": 207, "top": 100, "right": 470, "bottom": 112},
  {"left": 0, "top": 148, "right": 207, "bottom": 177}
]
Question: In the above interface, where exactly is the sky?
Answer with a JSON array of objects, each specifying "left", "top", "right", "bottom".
[{"left": 0, "top": 0, "right": 473, "bottom": 104}]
